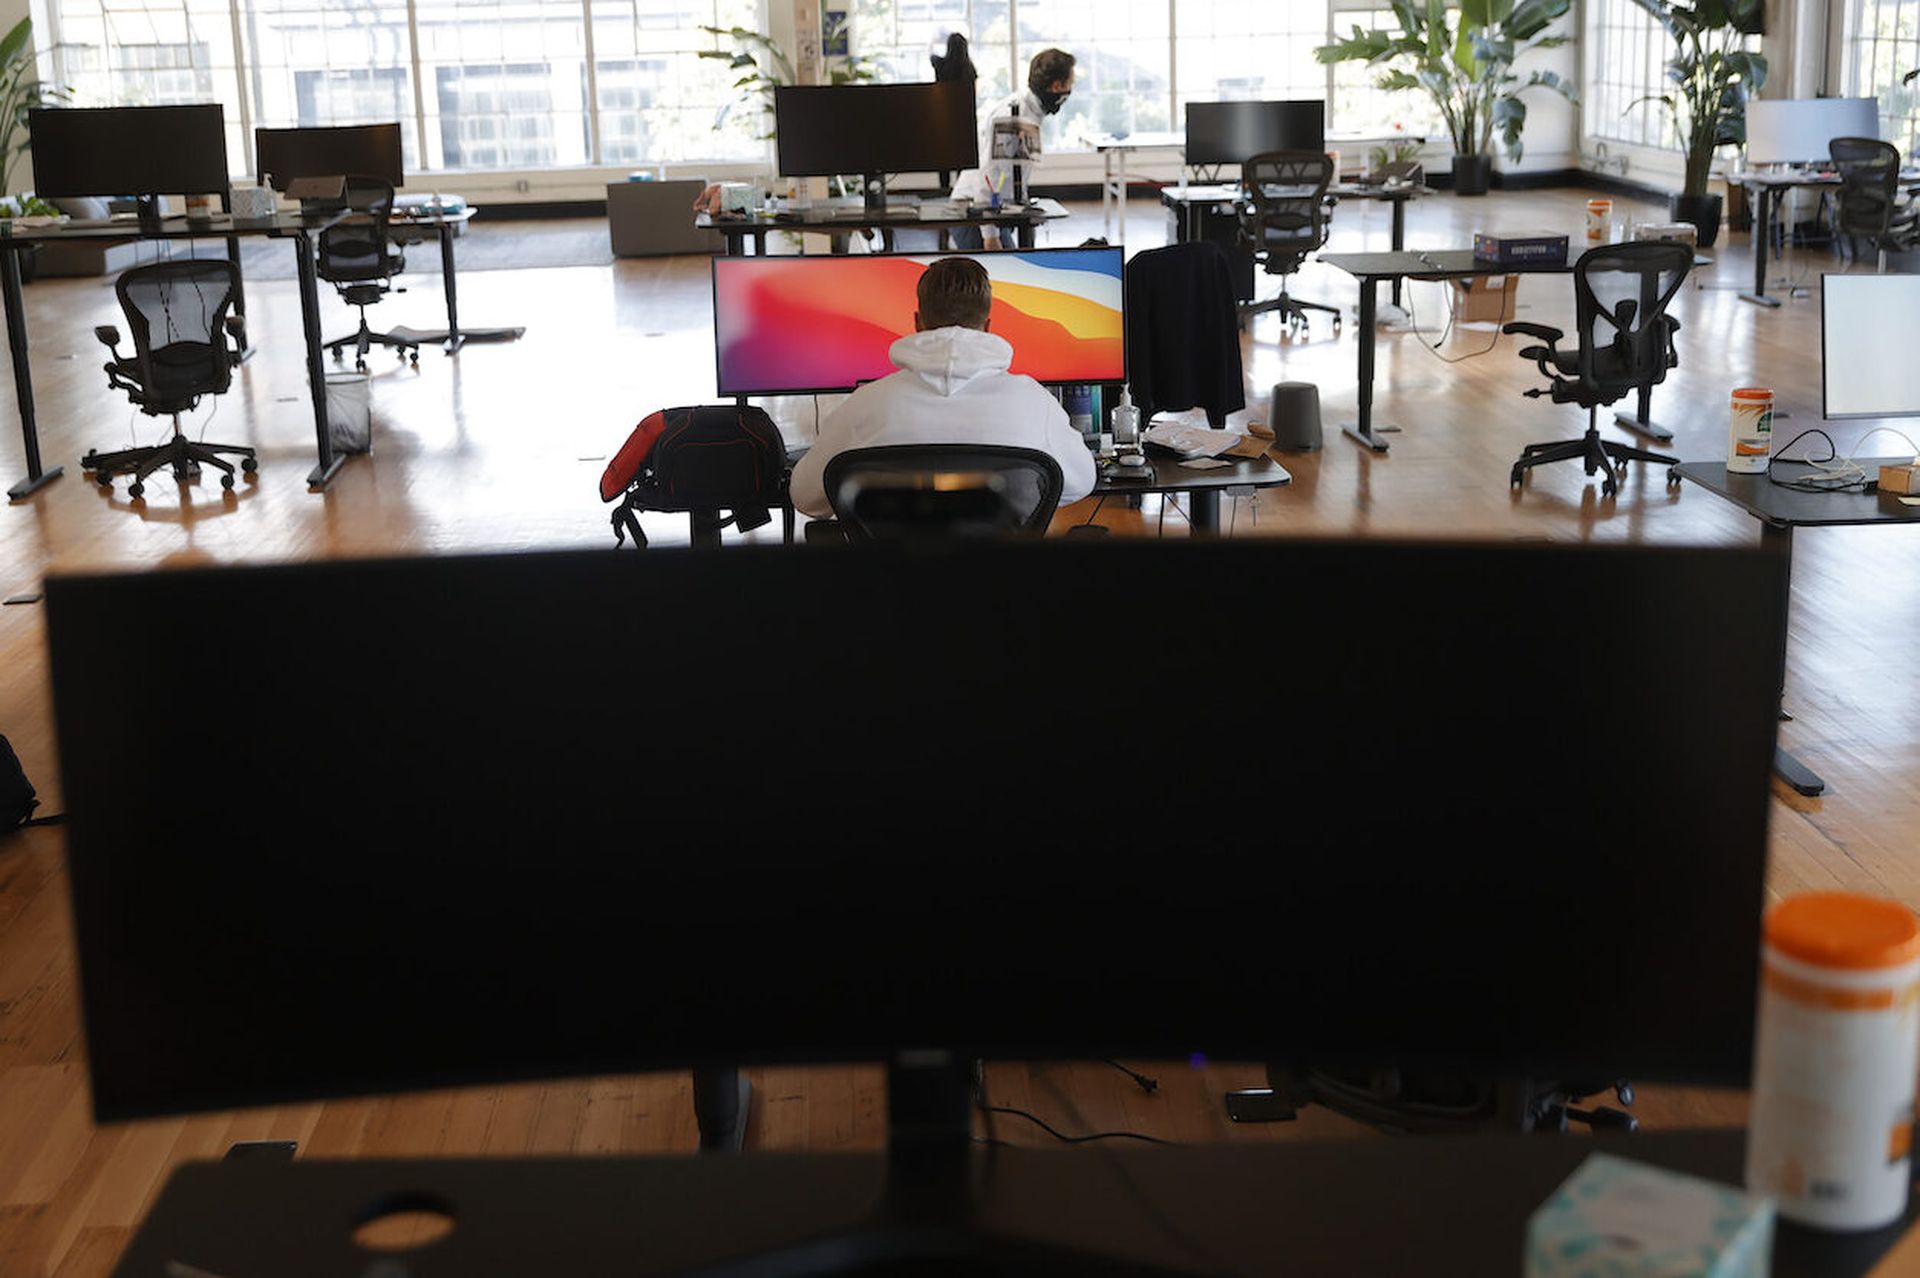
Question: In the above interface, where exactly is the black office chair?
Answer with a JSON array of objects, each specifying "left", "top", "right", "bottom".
[
  {"left": 1829, "top": 137, "right": 1918, "bottom": 269},
  {"left": 83, "top": 259, "right": 257, "bottom": 499},
  {"left": 1237, "top": 150, "right": 1341, "bottom": 334},
  {"left": 1503, "top": 241, "right": 1692, "bottom": 498},
  {"left": 318, "top": 175, "right": 419, "bottom": 371},
  {"left": 819, "top": 445, "right": 1064, "bottom": 542}
]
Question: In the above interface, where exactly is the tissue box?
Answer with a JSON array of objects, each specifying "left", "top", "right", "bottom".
[
  {"left": 1526, "top": 1154, "right": 1773, "bottom": 1278},
  {"left": 230, "top": 186, "right": 278, "bottom": 220}
]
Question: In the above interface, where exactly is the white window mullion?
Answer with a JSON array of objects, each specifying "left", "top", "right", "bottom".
[
  {"left": 580, "top": 0, "right": 599, "bottom": 165},
  {"left": 404, "top": 0, "right": 429, "bottom": 167}
]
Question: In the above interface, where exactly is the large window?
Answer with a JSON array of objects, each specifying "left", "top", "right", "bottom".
[
  {"left": 1584, "top": 0, "right": 1676, "bottom": 149},
  {"left": 1846, "top": 0, "right": 1920, "bottom": 155},
  {"left": 36, "top": 0, "right": 765, "bottom": 174}
]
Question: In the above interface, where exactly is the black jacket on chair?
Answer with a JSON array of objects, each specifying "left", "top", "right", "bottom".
[{"left": 1123, "top": 241, "right": 1247, "bottom": 427}]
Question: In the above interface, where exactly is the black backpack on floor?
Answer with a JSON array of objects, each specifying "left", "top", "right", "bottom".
[
  {"left": 1, "top": 734, "right": 41, "bottom": 833},
  {"left": 603, "top": 404, "right": 788, "bottom": 548}
]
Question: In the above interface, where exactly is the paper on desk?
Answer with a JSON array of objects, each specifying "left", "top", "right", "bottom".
[
  {"left": 1180, "top": 458, "right": 1234, "bottom": 471},
  {"left": 1142, "top": 423, "right": 1270, "bottom": 460}
]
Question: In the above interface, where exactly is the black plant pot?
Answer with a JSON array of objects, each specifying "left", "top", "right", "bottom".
[
  {"left": 1670, "top": 193, "right": 1723, "bottom": 249},
  {"left": 1452, "top": 154, "right": 1493, "bottom": 196}
]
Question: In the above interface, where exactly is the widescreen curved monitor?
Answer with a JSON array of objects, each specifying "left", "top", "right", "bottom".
[{"left": 712, "top": 247, "right": 1124, "bottom": 396}]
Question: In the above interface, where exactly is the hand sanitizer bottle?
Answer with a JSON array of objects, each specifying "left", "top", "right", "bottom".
[{"left": 1111, "top": 385, "right": 1140, "bottom": 449}]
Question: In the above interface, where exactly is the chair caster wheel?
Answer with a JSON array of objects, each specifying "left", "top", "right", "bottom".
[
  {"left": 331, "top": 348, "right": 343, "bottom": 362},
  {"left": 220, "top": 472, "right": 235, "bottom": 490},
  {"left": 1602, "top": 481, "right": 1617, "bottom": 498},
  {"left": 97, "top": 476, "right": 112, "bottom": 491},
  {"left": 241, "top": 457, "right": 258, "bottom": 474},
  {"left": 1510, "top": 468, "right": 1524, "bottom": 488},
  {"left": 355, "top": 360, "right": 367, "bottom": 373},
  {"left": 82, "top": 451, "right": 98, "bottom": 471},
  {"left": 128, "top": 481, "right": 144, "bottom": 499}
]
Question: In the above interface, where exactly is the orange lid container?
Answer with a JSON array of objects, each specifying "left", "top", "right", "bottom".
[
  {"left": 1766, "top": 893, "right": 1920, "bottom": 971},
  {"left": 1732, "top": 387, "right": 1773, "bottom": 403}
]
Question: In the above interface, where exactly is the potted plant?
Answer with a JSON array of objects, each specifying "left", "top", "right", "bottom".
[
  {"left": 0, "top": 18, "right": 70, "bottom": 280},
  {"left": 1628, "top": 0, "right": 1765, "bottom": 248},
  {"left": 1319, "top": 0, "right": 1576, "bottom": 197}
]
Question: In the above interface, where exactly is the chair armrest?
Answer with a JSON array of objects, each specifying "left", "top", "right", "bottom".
[
  {"left": 94, "top": 325, "right": 120, "bottom": 349},
  {"left": 1502, "top": 321, "right": 1563, "bottom": 343}
]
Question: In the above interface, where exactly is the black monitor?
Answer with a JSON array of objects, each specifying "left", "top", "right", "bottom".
[
  {"left": 47, "top": 539, "right": 1783, "bottom": 1124},
  {"left": 29, "top": 105, "right": 229, "bottom": 228},
  {"left": 1184, "top": 99, "right": 1325, "bottom": 167},
  {"left": 254, "top": 123, "right": 405, "bottom": 191},
  {"left": 774, "top": 81, "right": 978, "bottom": 211}
]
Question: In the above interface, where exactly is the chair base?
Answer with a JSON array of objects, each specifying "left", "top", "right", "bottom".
[
  {"left": 83, "top": 418, "right": 257, "bottom": 500},
  {"left": 1511, "top": 412, "right": 1679, "bottom": 499},
  {"left": 1239, "top": 286, "right": 1342, "bottom": 335},
  {"left": 326, "top": 311, "right": 422, "bottom": 373}
]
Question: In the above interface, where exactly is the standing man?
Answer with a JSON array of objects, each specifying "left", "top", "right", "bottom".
[{"left": 950, "top": 48, "right": 1076, "bottom": 250}]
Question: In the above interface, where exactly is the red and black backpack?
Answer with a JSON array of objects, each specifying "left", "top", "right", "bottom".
[{"left": 599, "top": 404, "right": 789, "bottom": 547}]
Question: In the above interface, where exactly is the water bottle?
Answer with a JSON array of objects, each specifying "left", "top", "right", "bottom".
[{"left": 1111, "top": 385, "right": 1140, "bottom": 448}]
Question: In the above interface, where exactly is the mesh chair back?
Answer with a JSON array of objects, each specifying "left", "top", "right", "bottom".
[
  {"left": 1240, "top": 150, "right": 1334, "bottom": 271},
  {"left": 114, "top": 259, "right": 238, "bottom": 409},
  {"left": 1572, "top": 241, "right": 1693, "bottom": 396},
  {"left": 318, "top": 176, "right": 399, "bottom": 284},
  {"left": 1830, "top": 137, "right": 1903, "bottom": 239},
  {"left": 822, "top": 445, "right": 1065, "bottom": 541}
]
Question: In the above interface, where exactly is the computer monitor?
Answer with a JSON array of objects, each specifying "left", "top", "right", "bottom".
[
  {"left": 47, "top": 539, "right": 1785, "bottom": 1122},
  {"left": 712, "top": 246, "right": 1124, "bottom": 396},
  {"left": 1184, "top": 100, "right": 1326, "bottom": 167},
  {"left": 255, "top": 123, "right": 405, "bottom": 191},
  {"left": 29, "top": 105, "right": 229, "bottom": 227},
  {"left": 1745, "top": 97, "right": 1879, "bottom": 166},
  {"left": 773, "top": 82, "right": 978, "bottom": 210},
  {"left": 1822, "top": 273, "right": 1920, "bottom": 419}
]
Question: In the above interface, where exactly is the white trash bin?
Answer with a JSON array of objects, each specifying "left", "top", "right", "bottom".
[{"left": 324, "top": 371, "right": 373, "bottom": 454}]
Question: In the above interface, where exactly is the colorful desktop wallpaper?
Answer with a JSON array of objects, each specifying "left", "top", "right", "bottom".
[{"left": 713, "top": 248, "right": 1125, "bottom": 395}]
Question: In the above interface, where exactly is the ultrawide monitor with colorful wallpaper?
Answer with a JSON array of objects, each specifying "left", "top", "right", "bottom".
[{"left": 712, "top": 247, "right": 1125, "bottom": 396}]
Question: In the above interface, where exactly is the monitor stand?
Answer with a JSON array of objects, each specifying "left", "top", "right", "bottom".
[
  {"left": 135, "top": 194, "right": 166, "bottom": 235},
  {"left": 721, "top": 1052, "right": 1191, "bottom": 1275},
  {"left": 863, "top": 172, "right": 888, "bottom": 216}
]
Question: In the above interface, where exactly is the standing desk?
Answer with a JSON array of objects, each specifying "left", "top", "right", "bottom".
[
  {"left": 1165, "top": 182, "right": 1427, "bottom": 308},
  {"left": 383, "top": 206, "right": 526, "bottom": 352},
  {"left": 1318, "top": 249, "right": 1576, "bottom": 453},
  {"left": 1727, "top": 167, "right": 1920, "bottom": 307},
  {"left": 1672, "top": 458, "right": 1920, "bottom": 797},
  {"left": 1091, "top": 451, "right": 1290, "bottom": 535},
  {"left": 108, "top": 1129, "right": 1916, "bottom": 1276},
  {"left": 698, "top": 198, "right": 1069, "bottom": 257},
  {"left": 1, "top": 209, "right": 351, "bottom": 498}
]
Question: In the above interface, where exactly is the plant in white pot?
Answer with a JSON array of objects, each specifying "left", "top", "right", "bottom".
[
  {"left": 1318, "top": 0, "right": 1576, "bottom": 197},
  {"left": 1628, "top": 0, "right": 1766, "bottom": 249}
]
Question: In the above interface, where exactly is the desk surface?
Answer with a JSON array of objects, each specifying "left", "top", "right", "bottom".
[
  {"left": 1321, "top": 248, "right": 1576, "bottom": 280},
  {"left": 110, "top": 1129, "right": 1913, "bottom": 1277},
  {"left": 1165, "top": 182, "right": 1426, "bottom": 205},
  {"left": 1095, "top": 130, "right": 1431, "bottom": 152},
  {"left": 700, "top": 198, "right": 1069, "bottom": 234},
  {"left": 1729, "top": 167, "right": 1920, "bottom": 187},
  {"left": 1674, "top": 458, "right": 1920, "bottom": 528},
  {"left": 0, "top": 210, "right": 345, "bottom": 243},
  {"left": 1094, "top": 448, "right": 1290, "bottom": 495}
]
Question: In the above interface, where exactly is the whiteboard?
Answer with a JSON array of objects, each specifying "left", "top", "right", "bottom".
[
  {"left": 1823, "top": 273, "right": 1920, "bottom": 420},
  {"left": 1747, "top": 98, "right": 1880, "bottom": 166}
]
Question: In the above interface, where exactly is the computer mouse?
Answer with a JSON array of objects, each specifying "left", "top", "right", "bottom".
[{"left": 1117, "top": 453, "right": 1149, "bottom": 468}]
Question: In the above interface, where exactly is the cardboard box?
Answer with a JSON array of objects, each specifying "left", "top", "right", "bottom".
[
  {"left": 1450, "top": 274, "right": 1519, "bottom": 325},
  {"left": 1879, "top": 463, "right": 1920, "bottom": 495}
]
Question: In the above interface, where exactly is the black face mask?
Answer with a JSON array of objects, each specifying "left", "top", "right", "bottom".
[{"left": 1037, "top": 87, "right": 1070, "bottom": 115}]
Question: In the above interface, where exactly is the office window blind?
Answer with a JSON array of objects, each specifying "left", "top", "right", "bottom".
[
  {"left": 1845, "top": 0, "right": 1920, "bottom": 157},
  {"left": 36, "top": 0, "right": 763, "bottom": 174}
]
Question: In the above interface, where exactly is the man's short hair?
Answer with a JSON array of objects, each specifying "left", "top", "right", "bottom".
[
  {"left": 1028, "top": 48, "right": 1075, "bottom": 95},
  {"left": 917, "top": 257, "right": 994, "bottom": 331}
]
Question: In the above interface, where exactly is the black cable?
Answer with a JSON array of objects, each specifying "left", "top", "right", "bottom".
[
  {"left": 1079, "top": 494, "right": 1108, "bottom": 527},
  {"left": 1101, "top": 1058, "right": 1159, "bottom": 1093},
  {"left": 976, "top": 1101, "right": 1170, "bottom": 1145},
  {"left": 1766, "top": 428, "right": 1875, "bottom": 494},
  {"left": 1403, "top": 273, "right": 1502, "bottom": 364}
]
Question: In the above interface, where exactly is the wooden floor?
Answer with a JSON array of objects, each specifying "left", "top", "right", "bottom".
[{"left": 1, "top": 188, "right": 1916, "bottom": 1275}]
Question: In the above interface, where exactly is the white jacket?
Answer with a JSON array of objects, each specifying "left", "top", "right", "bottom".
[
  {"left": 951, "top": 86, "right": 1048, "bottom": 205},
  {"left": 787, "top": 326, "right": 1097, "bottom": 520}
]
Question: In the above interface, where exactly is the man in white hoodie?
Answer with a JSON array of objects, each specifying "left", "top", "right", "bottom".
[{"left": 787, "top": 257, "right": 1097, "bottom": 520}]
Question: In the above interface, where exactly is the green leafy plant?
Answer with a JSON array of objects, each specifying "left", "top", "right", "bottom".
[
  {"left": 1369, "top": 138, "right": 1424, "bottom": 170},
  {"left": 0, "top": 18, "right": 69, "bottom": 196},
  {"left": 1628, "top": 0, "right": 1767, "bottom": 198},
  {"left": 1317, "top": 0, "right": 1576, "bottom": 162},
  {"left": 697, "top": 25, "right": 878, "bottom": 199}
]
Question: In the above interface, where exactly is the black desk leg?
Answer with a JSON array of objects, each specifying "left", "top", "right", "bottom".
[
  {"left": 3, "top": 247, "right": 59, "bottom": 500},
  {"left": 297, "top": 231, "right": 344, "bottom": 491},
  {"left": 225, "top": 233, "right": 257, "bottom": 362},
  {"left": 1741, "top": 186, "right": 1781, "bottom": 309},
  {"left": 440, "top": 223, "right": 462, "bottom": 351},
  {"left": 1390, "top": 198, "right": 1407, "bottom": 310},
  {"left": 1340, "top": 276, "right": 1392, "bottom": 452},
  {"left": 1762, "top": 522, "right": 1824, "bottom": 797},
  {"left": 1188, "top": 491, "right": 1221, "bottom": 536}
]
